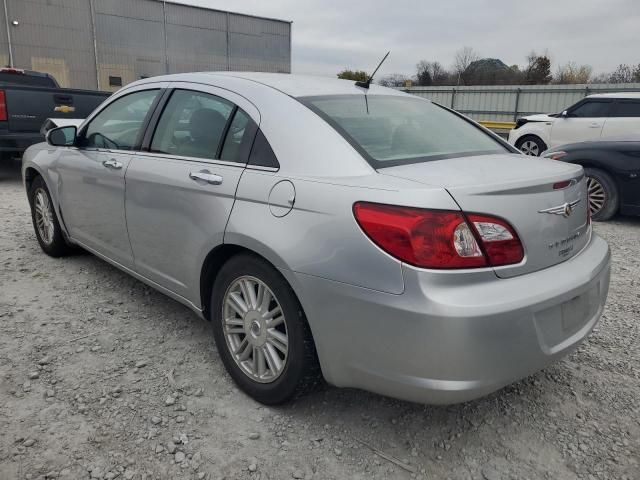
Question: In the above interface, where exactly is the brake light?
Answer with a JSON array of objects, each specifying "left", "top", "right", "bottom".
[
  {"left": 543, "top": 151, "right": 567, "bottom": 161},
  {"left": 353, "top": 202, "right": 524, "bottom": 269},
  {"left": 466, "top": 214, "right": 524, "bottom": 266},
  {"left": 0, "top": 90, "right": 6, "bottom": 121},
  {"left": 553, "top": 180, "right": 572, "bottom": 190}
]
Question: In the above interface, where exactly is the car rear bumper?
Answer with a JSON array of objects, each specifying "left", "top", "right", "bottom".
[{"left": 283, "top": 233, "right": 610, "bottom": 404}]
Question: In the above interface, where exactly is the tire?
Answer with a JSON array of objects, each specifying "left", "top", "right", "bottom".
[
  {"left": 515, "top": 135, "right": 547, "bottom": 156},
  {"left": 210, "top": 253, "right": 322, "bottom": 404},
  {"left": 585, "top": 167, "right": 618, "bottom": 221},
  {"left": 28, "top": 176, "right": 72, "bottom": 257}
]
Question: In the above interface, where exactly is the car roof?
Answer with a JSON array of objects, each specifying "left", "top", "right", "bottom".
[
  {"left": 587, "top": 92, "right": 640, "bottom": 99},
  {"left": 132, "top": 72, "right": 410, "bottom": 99}
]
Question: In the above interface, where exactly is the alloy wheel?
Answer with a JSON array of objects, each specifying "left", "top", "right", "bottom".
[
  {"left": 520, "top": 140, "right": 540, "bottom": 156},
  {"left": 222, "top": 276, "right": 288, "bottom": 383},
  {"left": 587, "top": 176, "right": 606, "bottom": 217},
  {"left": 34, "top": 188, "right": 55, "bottom": 245}
]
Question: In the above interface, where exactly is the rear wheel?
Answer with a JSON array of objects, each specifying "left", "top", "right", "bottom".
[
  {"left": 28, "top": 176, "right": 72, "bottom": 257},
  {"left": 516, "top": 135, "right": 547, "bottom": 156},
  {"left": 210, "top": 253, "right": 321, "bottom": 404},
  {"left": 585, "top": 167, "right": 618, "bottom": 221}
]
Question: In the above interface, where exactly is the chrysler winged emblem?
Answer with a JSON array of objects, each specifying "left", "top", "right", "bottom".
[{"left": 538, "top": 198, "right": 581, "bottom": 218}]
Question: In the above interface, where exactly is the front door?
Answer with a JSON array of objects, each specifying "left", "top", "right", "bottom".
[
  {"left": 550, "top": 98, "right": 612, "bottom": 148},
  {"left": 56, "top": 88, "right": 162, "bottom": 268},
  {"left": 125, "top": 85, "right": 260, "bottom": 305}
]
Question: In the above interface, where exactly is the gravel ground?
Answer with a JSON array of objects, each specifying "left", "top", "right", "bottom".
[{"left": 1, "top": 159, "right": 638, "bottom": 480}]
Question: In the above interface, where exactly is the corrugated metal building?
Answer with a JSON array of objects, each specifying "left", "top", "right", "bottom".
[{"left": 0, "top": 0, "right": 291, "bottom": 91}]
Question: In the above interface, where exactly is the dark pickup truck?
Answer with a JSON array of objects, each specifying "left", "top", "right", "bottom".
[{"left": 0, "top": 68, "right": 110, "bottom": 159}]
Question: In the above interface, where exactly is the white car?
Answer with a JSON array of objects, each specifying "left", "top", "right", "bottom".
[{"left": 508, "top": 93, "right": 640, "bottom": 156}]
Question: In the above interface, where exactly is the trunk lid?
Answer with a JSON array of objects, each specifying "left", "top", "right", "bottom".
[{"left": 379, "top": 153, "right": 590, "bottom": 278}]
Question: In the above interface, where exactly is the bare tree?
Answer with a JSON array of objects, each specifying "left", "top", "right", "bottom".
[
  {"left": 554, "top": 62, "right": 592, "bottom": 84},
  {"left": 608, "top": 64, "right": 635, "bottom": 83},
  {"left": 453, "top": 47, "right": 480, "bottom": 85}
]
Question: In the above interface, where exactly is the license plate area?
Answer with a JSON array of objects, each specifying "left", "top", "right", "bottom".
[{"left": 533, "top": 284, "right": 601, "bottom": 354}]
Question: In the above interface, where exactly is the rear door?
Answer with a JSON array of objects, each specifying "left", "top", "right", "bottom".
[
  {"left": 601, "top": 99, "right": 640, "bottom": 139},
  {"left": 125, "top": 83, "right": 259, "bottom": 305},
  {"left": 550, "top": 99, "right": 612, "bottom": 148}
]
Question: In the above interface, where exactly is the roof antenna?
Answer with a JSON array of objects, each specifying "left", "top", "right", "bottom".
[{"left": 356, "top": 51, "right": 390, "bottom": 89}]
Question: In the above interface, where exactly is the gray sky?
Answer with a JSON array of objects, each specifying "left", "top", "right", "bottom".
[{"left": 176, "top": 0, "right": 639, "bottom": 78}]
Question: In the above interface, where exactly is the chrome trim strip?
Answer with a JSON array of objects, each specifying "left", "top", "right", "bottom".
[
  {"left": 134, "top": 151, "right": 246, "bottom": 168},
  {"left": 246, "top": 165, "right": 279, "bottom": 172}
]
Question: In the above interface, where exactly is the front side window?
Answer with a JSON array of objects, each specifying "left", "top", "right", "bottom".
[
  {"left": 569, "top": 100, "right": 611, "bottom": 118},
  {"left": 151, "top": 89, "right": 234, "bottom": 160},
  {"left": 81, "top": 89, "right": 159, "bottom": 150},
  {"left": 300, "top": 95, "right": 508, "bottom": 168},
  {"left": 611, "top": 100, "right": 640, "bottom": 117}
]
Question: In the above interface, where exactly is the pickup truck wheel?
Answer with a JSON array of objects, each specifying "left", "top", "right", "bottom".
[
  {"left": 585, "top": 168, "right": 618, "bottom": 221},
  {"left": 210, "top": 253, "right": 322, "bottom": 405},
  {"left": 516, "top": 135, "right": 547, "bottom": 156},
  {"left": 29, "top": 176, "right": 72, "bottom": 257}
]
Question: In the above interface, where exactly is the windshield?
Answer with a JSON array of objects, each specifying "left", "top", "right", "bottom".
[{"left": 301, "top": 94, "right": 509, "bottom": 168}]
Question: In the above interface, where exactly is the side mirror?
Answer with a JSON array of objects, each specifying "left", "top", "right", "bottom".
[
  {"left": 47, "top": 126, "right": 77, "bottom": 147},
  {"left": 560, "top": 110, "right": 568, "bottom": 118}
]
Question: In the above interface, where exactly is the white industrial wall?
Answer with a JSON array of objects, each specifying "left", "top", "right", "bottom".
[{"left": 401, "top": 83, "right": 640, "bottom": 122}]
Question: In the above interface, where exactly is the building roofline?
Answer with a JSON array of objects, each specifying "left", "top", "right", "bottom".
[{"left": 155, "top": 0, "right": 293, "bottom": 24}]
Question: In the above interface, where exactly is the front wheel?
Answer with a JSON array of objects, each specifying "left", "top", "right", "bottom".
[
  {"left": 28, "top": 176, "right": 72, "bottom": 257},
  {"left": 515, "top": 135, "right": 547, "bottom": 156},
  {"left": 210, "top": 254, "right": 321, "bottom": 404},
  {"left": 585, "top": 167, "right": 618, "bottom": 221}
]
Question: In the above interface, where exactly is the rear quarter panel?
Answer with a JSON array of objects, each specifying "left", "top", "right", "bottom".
[{"left": 225, "top": 170, "right": 460, "bottom": 295}]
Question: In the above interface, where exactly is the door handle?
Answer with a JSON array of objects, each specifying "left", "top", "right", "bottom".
[
  {"left": 102, "top": 159, "right": 123, "bottom": 169},
  {"left": 189, "top": 171, "right": 223, "bottom": 185},
  {"left": 589, "top": 122, "right": 601, "bottom": 128}
]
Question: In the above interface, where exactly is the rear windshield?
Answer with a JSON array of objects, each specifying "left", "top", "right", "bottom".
[{"left": 300, "top": 94, "right": 509, "bottom": 168}]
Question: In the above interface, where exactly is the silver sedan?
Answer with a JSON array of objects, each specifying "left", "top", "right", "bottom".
[{"left": 22, "top": 73, "right": 611, "bottom": 405}]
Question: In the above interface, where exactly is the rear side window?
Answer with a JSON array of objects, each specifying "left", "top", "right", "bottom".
[
  {"left": 248, "top": 129, "right": 279, "bottom": 168},
  {"left": 151, "top": 89, "right": 233, "bottom": 160},
  {"left": 300, "top": 94, "right": 507, "bottom": 168},
  {"left": 611, "top": 100, "right": 640, "bottom": 117},
  {"left": 220, "top": 109, "right": 258, "bottom": 163},
  {"left": 569, "top": 100, "right": 611, "bottom": 118},
  {"left": 80, "top": 89, "right": 159, "bottom": 150}
]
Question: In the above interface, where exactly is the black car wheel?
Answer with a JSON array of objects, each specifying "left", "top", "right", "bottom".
[
  {"left": 210, "top": 253, "right": 322, "bottom": 404},
  {"left": 585, "top": 168, "right": 619, "bottom": 221},
  {"left": 28, "top": 176, "right": 73, "bottom": 257},
  {"left": 516, "top": 135, "right": 547, "bottom": 156}
]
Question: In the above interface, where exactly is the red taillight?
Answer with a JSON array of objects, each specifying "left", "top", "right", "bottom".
[
  {"left": 466, "top": 213, "right": 524, "bottom": 267},
  {"left": 353, "top": 202, "right": 524, "bottom": 269},
  {"left": 0, "top": 90, "right": 6, "bottom": 121}
]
